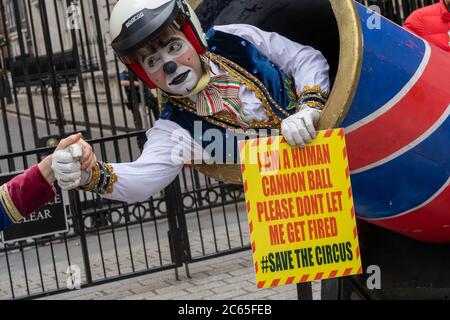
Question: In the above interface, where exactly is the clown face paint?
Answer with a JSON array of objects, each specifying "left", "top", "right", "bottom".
[{"left": 139, "top": 30, "right": 203, "bottom": 96}]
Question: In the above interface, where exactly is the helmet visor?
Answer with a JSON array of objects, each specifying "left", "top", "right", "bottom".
[
  {"left": 115, "top": 24, "right": 181, "bottom": 64},
  {"left": 111, "top": 0, "right": 182, "bottom": 61}
]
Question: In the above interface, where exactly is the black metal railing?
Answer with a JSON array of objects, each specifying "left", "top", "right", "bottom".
[
  {"left": 0, "top": 132, "right": 247, "bottom": 299},
  {"left": 357, "top": 0, "right": 441, "bottom": 25},
  {"left": 0, "top": 0, "right": 249, "bottom": 300}
]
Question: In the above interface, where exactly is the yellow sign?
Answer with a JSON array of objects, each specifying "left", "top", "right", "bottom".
[{"left": 239, "top": 129, "right": 362, "bottom": 288}]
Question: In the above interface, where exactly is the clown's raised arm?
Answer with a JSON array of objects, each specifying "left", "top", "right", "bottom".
[
  {"left": 53, "top": 0, "right": 332, "bottom": 202},
  {"left": 90, "top": 120, "right": 204, "bottom": 203}
]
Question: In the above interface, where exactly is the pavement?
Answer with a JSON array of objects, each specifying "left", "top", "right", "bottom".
[
  {"left": 0, "top": 202, "right": 321, "bottom": 300},
  {"left": 39, "top": 250, "right": 321, "bottom": 300},
  {"left": 1, "top": 93, "right": 322, "bottom": 301}
]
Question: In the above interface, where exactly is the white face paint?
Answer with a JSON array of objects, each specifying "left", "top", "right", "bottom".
[{"left": 140, "top": 35, "right": 202, "bottom": 96}]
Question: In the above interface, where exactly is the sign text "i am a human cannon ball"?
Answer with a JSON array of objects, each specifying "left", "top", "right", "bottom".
[{"left": 239, "top": 129, "right": 362, "bottom": 288}]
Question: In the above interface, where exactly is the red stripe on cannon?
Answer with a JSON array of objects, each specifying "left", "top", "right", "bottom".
[
  {"left": 347, "top": 46, "right": 450, "bottom": 172},
  {"left": 366, "top": 180, "right": 450, "bottom": 243}
]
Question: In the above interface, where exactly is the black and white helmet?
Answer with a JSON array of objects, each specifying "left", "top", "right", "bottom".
[{"left": 109, "top": 0, "right": 207, "bottom": 88}]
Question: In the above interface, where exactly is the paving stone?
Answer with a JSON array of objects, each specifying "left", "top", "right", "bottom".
[
  {"left": 184, "top": 280, "right": 230, "bottom": 293},
  {"left": 232, "top": 289, "right": 280, "bottom": 300},
  {"left": 211, "top": 280, "right": 255, "bottom": 294},
  {"left": 155, "top": 282, "right": 194, "bottom": 295},
  {"left": 209, "top": 289, "right": 252, "bottom": 300},
  {"left": 24, "top": 242, "right": 301, "bottom": 300}
]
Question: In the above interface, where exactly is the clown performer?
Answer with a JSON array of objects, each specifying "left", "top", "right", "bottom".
[
  {"left": 53, "top": 0, "right": 330, "bottom": 202},
  {"left": 0, "top": 134, "right": 95, "bottom": 231}
]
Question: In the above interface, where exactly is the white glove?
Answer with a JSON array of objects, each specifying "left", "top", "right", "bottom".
[
  {"left": 52, "top": 143, "right": 91, "bottom": 190},
  {"left": 281, "top": 106, "right": 321, "bottom": 148}
]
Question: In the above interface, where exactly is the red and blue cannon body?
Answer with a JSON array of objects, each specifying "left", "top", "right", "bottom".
[{"left": 344, "top": 2, "right": 450, "bottom": 243}]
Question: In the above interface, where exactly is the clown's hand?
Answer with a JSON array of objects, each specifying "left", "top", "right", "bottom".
[
  {"left": 281, "top": 106, "right": 321, "bottom": 148},
  {"left": 52, "top": 143, "right": 92, "bottom": 190}
]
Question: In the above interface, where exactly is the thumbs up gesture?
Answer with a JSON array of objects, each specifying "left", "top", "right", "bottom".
[{"left": 51, "top": 133, "right": 97, "bottom": 191}]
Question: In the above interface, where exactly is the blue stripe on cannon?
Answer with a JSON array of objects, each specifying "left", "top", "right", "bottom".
[{"left": 351, "top": 116, "right": 450, "bottom": 219}]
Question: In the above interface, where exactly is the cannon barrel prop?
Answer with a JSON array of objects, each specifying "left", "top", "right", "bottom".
[{"left": 191, "top": 0, "right": 450, "bottom": 243}]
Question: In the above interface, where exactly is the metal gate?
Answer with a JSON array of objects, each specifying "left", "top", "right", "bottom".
[
  {"left": 0, "top": 0, "right": 248, "bottom": 300},
  {"left": 358, "top": 0, "right": 441, "bottom": 25},
  {"left": 0, "top": 0, "right": 440, "bottom": 300}
]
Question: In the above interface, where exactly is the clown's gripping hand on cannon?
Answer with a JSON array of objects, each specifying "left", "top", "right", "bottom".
[
  {"left": 52, "top": 0, "right": 330, "bottom": 203},
  {"left": 0, "top": 134, "right": 95, "bottom": 231}
]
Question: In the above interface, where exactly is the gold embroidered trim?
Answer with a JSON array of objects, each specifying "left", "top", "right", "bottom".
[
  {"left": 296, "top": 85, "right": 329, "bottom": 112},
  {"left": 298, "top": 85, "right": 330, "bottom": 99},
  {"left": 104, "top": 163, "right": 118, "bottom": 194},
  {"left": 80, "top": 163, "right": 100, "bottom": 192},
  {"left": 166, "top": 51, "right": 286, "bottom": 130},
  {"left": 79, "top": 162, "right": 118, "bottom": 195},
  {"left": 161, "top": 52, "right": 326, "bottom": 130},
  {"left": 167, "top": 96, "right": 281, "bottom": 131}
]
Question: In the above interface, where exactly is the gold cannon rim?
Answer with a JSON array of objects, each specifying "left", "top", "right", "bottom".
[{"left": 189, "top": 0, "right": 363, "bottom": 184}]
